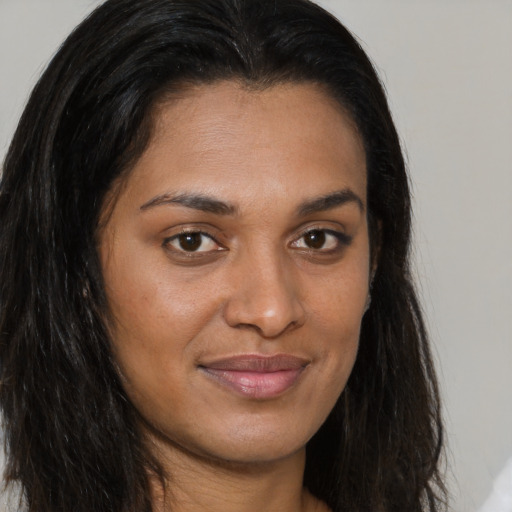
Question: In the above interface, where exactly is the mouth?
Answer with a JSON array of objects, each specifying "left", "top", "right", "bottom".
[{"left": 198, "top": 354, "right": 310, "bottom": 399}]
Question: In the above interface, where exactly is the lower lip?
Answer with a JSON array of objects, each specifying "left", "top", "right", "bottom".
[{"left": 199, "top": 367, "right": 305, "bottom": 399}]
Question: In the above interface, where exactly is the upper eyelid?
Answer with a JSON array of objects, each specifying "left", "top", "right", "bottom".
[
  {"left": 162, "top": 223, "right": 218, "bottom": 234},
  {"left": 162, "top": 225, "right": 222, "bottom": 242},
  {"left": 291, "top": 229, "right": 351, "bottom": 245},
  {"left": 292, "top": 219, "right": 347, "bottom": 233},
  {"left": 164, "top": 230, "right": 220, "bottom": 245},
  {"left": 169, "top": 227, "right": 216, "bottom": 237},
  {"left": 292, "top": 225, "right": 350, "bottom": 241}
]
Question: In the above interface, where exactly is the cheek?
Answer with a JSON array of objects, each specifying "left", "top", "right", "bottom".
[
  {"left": 101, "top": 250, "right": 224, "bottom": 408},
  {"left": 104, "top": 247, "right": 221, "bottom": 345},
  {"left": 305, "top": 263, "right": 368, "bottom": 382},
  {"left": 104, "top": 270, "right": 219, "bottom": 425},
  {"left": 307, "top": 263, "right": 368, "bottom": 336}
]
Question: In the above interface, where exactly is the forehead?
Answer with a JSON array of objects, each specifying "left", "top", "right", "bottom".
[{"left": 121, "top": 80, "right": 367, "bottom": 212}]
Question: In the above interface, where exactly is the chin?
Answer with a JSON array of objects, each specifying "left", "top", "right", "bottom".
[
  {"left": 144, "top": 406, "right": 323, "bottom": 469},
  {"left": 188, "top": 437, "right": 308, "bottom": 468}
]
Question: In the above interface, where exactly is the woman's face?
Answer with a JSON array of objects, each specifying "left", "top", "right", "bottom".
[{"left": 99, "top": 81, "right": 369, "bottom": 465}]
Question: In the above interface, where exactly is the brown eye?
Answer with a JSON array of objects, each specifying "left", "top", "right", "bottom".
[
  {"left": 178, "top": 233, "right": 202, "bottom": 251},
  {"left": 291, "top": 228, "right": 351, "bottom": 252},
  {"left": 303, "top": 230, "right": 326, "bottom": 249},
  {"left": 166, "top": 232, "right": 220, "bottom": 253}
]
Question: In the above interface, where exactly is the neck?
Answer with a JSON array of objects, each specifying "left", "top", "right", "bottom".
[{"left": 147, "top": 438, "right": 329, "bottom": 512}]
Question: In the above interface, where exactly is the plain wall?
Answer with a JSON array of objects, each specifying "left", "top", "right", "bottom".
[{"left": 1, "top": 1, "right": 511, "bottom": 510}]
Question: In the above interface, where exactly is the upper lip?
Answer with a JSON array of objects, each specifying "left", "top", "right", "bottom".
[{"left": 199, "top": 354, "right": 310, "bottom": 372}]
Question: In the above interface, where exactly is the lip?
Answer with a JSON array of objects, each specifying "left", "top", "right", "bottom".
[{"left": 198, "top": 354, "right": 310, "bottom": 399}]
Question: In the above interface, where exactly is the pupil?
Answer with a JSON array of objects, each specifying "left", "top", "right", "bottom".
[
  {"left": 179, "top": 233, "right": 202, "bottom": 251},
  {"left": 305, "top": 230, "right": 325, "bottom": 249}
]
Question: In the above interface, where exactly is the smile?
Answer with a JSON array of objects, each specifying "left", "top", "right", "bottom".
[{"left": 198, "top": 354, "right": 310, "bottom": 399}]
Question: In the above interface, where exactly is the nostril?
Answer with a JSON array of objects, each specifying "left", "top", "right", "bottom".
[{"left": 233, "top": 319, "right": 301, "bottom": 339}]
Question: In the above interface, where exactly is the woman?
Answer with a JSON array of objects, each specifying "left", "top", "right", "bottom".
[{"left": 0, "top": 0, "right": 446, "bottom": 511}]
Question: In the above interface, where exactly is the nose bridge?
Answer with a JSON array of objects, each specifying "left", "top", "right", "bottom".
[{"left": 223, "top": 244, "right": 305, "bottom": 338}]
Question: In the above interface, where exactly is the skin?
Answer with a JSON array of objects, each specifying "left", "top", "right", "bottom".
[{"left": 99, "top": 81, "right": 369, "bottom": 512}]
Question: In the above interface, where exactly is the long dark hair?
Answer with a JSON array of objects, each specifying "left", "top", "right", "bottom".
[{"left": 0, "top": 0, "right": 446, "bottom": 510}]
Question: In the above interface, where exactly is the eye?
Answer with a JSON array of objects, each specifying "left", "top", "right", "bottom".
[
  {"left": 165, "top": 231, "right": 222, "bottom": 253},
  {"left": 291, "top": 229, "right": 350, "bottom": 251}
]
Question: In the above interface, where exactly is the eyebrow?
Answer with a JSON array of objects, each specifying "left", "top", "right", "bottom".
[
  {"left": 139, "top": 188, "right": 364, "bottom": 216},
  {"left": 140, "top": 192, "right": 237, "bottom": 215},
  {"left": 297, "top": 189, "right": 364, "bottom": 216}
]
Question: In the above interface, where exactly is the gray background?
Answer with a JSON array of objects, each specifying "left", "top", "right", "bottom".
[{"left": 1, "top": 1, "right": 511, "bottom": 510}]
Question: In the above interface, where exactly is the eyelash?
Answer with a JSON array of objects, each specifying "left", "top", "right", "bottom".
[
  {"left": 291, "top": 228, "right": 352, "bottom": 253},
  {"left": 163, "top": 230, "right": 224, "bottom": 257},
  {"left": 162, "top": 227, "right": 352, "bottom": 259}
]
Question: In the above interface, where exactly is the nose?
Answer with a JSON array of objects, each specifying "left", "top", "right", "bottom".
[{"left": 222, "top": 252, "right": 306, "bottom": 338}]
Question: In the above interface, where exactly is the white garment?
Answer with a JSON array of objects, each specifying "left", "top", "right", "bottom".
[{"left": 479, "top": 458, "right": 512, "bottom": 512}]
